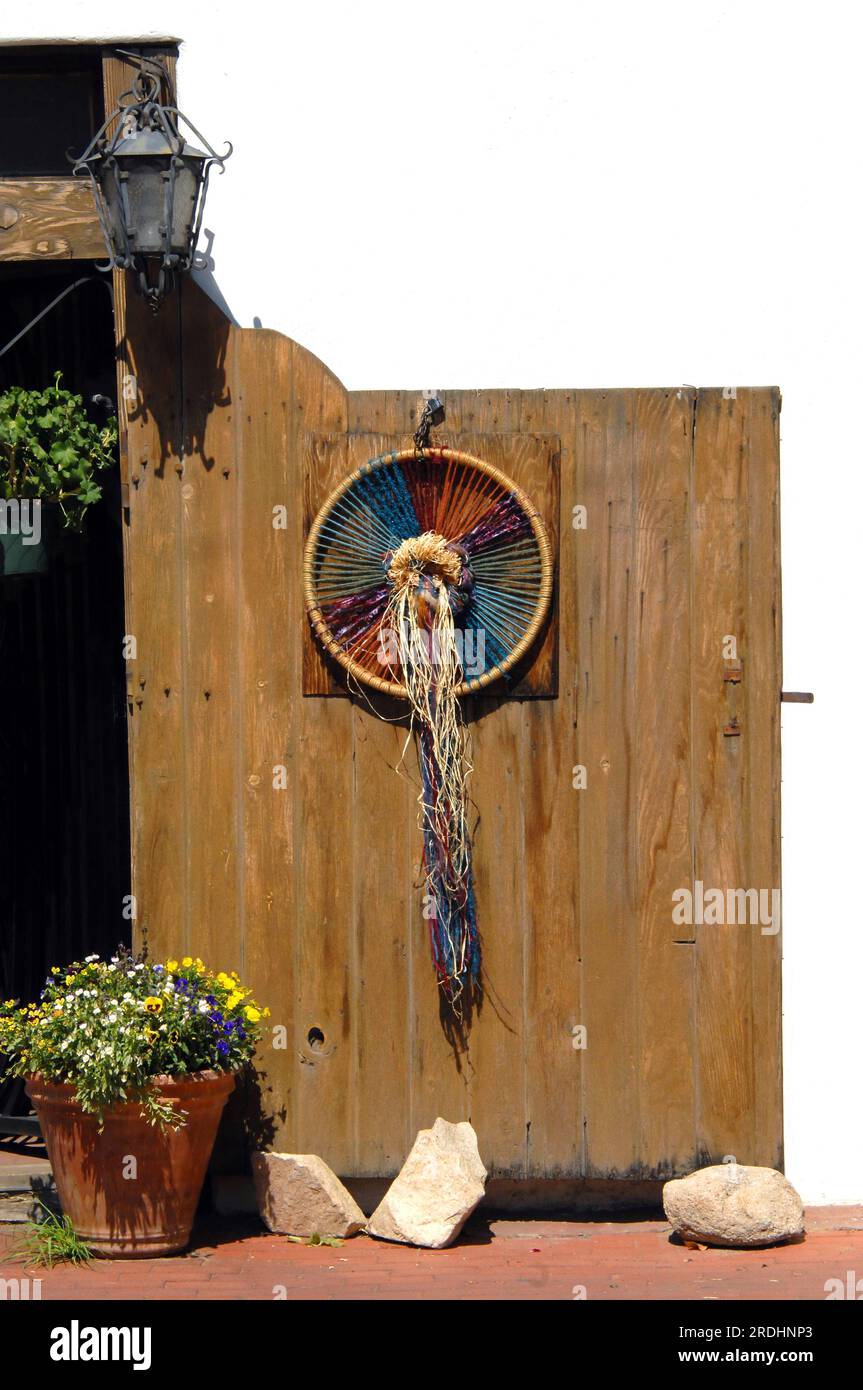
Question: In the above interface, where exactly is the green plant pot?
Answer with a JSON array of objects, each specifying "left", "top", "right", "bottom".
[{"left": 0, "top": 504, "right": 57, "bottom": 577}]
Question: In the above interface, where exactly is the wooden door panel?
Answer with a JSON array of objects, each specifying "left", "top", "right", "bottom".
[{"left": 122, "top": 285, "right": 782, "bottom": 1178}]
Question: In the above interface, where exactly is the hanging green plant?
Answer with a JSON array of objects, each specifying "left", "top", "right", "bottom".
[{"left": 0, "top": 372, "right": 118, "bottom": 533}]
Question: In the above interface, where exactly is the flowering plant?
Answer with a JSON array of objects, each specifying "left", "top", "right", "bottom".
[{"left": 0, "top": 949, "right": 268, "bottom": 1127}]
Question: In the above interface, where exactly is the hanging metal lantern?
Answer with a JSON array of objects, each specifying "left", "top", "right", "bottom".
[{"left": 73, "top": 63, "right": 231, "bottom": 312}]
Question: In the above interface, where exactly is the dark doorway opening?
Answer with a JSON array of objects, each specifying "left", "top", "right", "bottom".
[{"left": 0, "top": 262, "right": 131, "bottom": 1132}]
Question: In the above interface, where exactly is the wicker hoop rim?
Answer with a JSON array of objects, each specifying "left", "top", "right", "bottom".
[{"left": 303, "top": 446, "right": 554, "bottom": 698}]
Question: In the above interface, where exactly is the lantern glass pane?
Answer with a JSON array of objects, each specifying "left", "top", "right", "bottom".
[
  {"left": 169, "top": 158, "right": 204, "bottom": 259},
  {"left": 116, "top": 156, "right": 170, "bottom": 256},
  {"left": 100, "top": 163, "right": 131, "bottom": 265}
]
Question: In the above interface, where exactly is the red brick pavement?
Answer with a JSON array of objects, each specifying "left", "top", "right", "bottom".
[{"left": 1, "top": 1207, "right": 861, "bottom": 1300}]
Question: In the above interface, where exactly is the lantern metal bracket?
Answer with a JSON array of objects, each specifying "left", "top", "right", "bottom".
[{"left": 72, "top": 63, "right": 232, "bottom": 312}]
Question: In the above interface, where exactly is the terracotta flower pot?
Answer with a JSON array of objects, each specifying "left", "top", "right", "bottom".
[{"left": 26, "top": 1070, "right": 235, "bottom": 1258}]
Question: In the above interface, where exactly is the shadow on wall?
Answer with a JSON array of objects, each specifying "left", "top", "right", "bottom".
[
  {"left": 210, "top": 1067, "right": 283, "bottom": 1175},
  {"left": 192, "top": 230, "right": 239, "bottom": 327},
  {"left": 120, "top": 272, "right": 234, "bottom": 472}
]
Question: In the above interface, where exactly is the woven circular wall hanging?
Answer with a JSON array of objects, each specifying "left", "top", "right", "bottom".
[
  {"left": 304, "top": 444, "right": 553, "bottom": 1019},
  {"left": 305, "top": 447, "right": 553, "bottom": 694}
]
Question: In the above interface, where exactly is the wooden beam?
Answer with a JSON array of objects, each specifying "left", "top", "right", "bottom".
[{"left": 0, "top": 177, "right": 104, "bottom": 261}]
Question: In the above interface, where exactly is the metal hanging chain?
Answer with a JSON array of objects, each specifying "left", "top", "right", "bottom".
[{"left": 413, "top": 396, "right": 446, "bottom": 453}]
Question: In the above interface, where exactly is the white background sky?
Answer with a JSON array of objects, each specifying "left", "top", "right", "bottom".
[{"left": 7, "top": 1, "right": 862, "bottom": 1203}]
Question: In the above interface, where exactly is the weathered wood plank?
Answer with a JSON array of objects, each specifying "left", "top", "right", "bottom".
[
  {"left": 122, "top": 278, "right": 185, "bottom": 962},
  {"left": 235, "top": 330, "right": 297, "bottom": 1150},
  {"left": 0, "top": 178, "right": 104, "bottom": 261},
  {"left": 108, "top": 45, "right": 181, "bottom": 968},
  {"left": 577, "top": 390, "right": 640, "bottom": 1176},
  {"left": 745, "top": 387, "right": 783, "bottom": 1168},
  {"left": 343, "top": 430, "right": 413, "bottom": 1176},
  {"left": 293, "top": 359, "right": 352, "bottom": 1166},
  {"left": 692, "top": 388, "right": 756, "bottom": 1164},
  {"left": 521, "top": 389, "right": 583, "bottom": 1177},
  {"left": 178, "top": 286, "right": 242, "bottom": 972},
  {"left": 457, "top": 397, "right": 528, "bottom": 1175},
  {"left": 633, "top": 389, "right": 696, "bottom": 1173}
]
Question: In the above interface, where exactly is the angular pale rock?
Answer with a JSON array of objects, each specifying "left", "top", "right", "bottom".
[
  {"left": 367, "top": 1118, "right": 487, "bottom": 1249},
  {"left": 252, "top": 1152, "right": 365, "bottom": 1239},
  {"left": 663, "top": 1165, "right": 804, "bottom": 1248}
]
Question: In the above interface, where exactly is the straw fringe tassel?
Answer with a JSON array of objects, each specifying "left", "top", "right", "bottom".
[{"left": 383, "top": 535, "right": 479, "bottom": 1010}]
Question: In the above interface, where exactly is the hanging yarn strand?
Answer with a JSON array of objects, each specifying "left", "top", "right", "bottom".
[
  {"left": 304, "top": 446, "right": 552, "bottom": 1032},
  {"left": 381, "top": 532, "right": 480, "bottom": 1009}
]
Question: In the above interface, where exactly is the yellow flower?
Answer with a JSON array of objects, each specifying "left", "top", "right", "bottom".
[
  {"left": 216, "top": 973, "right": 233, "bottom": 989},
  {"left": 263, "top": 1008, "right": 271, "bottom": 1018},
  {"left": 65, "top": 975, "right": 75, "bottom": 985},
  {"left": 50, "top": 967, "right": 61, "bottom": 975},
  {"left": 194, "top": 958, "right": 204, "bottom": 970},
  {"left": 182, "top": 957, "right": 194, "bottom": 968},
  {"left": 244, "top": 1006, "right": 260, "bottom": 1024},
  {"left": 166, "top": 959, "right": 178, "bottom": 972},
  {"left": 226, "top": 992, "right": 242, "bottom": 1011},
  {"left": 144, "top": 996, "right": 163, "bottom": 1015}
]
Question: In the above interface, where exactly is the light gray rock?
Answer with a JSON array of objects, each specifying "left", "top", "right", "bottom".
[
  {"left": 367, "top": 1117, "right": 487, "bottom": 1249},
  {"left": 663, "top": 1164, "right": 804, "bottom": 1248},
  {"left": 252, "top": 1152, "right": 365, "bottom": 1239}
]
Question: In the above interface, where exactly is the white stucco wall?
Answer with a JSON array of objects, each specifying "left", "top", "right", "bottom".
[{"left": 5, "top": 0, "right": 861, "bottom": 1205}]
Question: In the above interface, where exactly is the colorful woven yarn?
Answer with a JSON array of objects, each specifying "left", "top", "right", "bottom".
[{"left": 305, "top": 448, "right": 552, "bottom": 1017}]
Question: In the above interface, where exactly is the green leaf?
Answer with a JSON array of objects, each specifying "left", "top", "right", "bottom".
[{"left": 0, "top": 374, "right": 117, "bottom": 529}]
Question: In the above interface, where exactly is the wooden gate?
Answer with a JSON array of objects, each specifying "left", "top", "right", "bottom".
[{"left": 120, "top": 282, "right": 782, "bottom": 1180}]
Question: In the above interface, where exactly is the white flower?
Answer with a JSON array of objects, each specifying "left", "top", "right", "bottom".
[
  {"left": 198, "top": 1001, "right": 210, "bottom": 1014},
  {"left": 84, "top": 954, "right": 99, "bottom": 963},
  {"left": 108, "top": 1013, "right": 117, "bottom": 1024}
]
